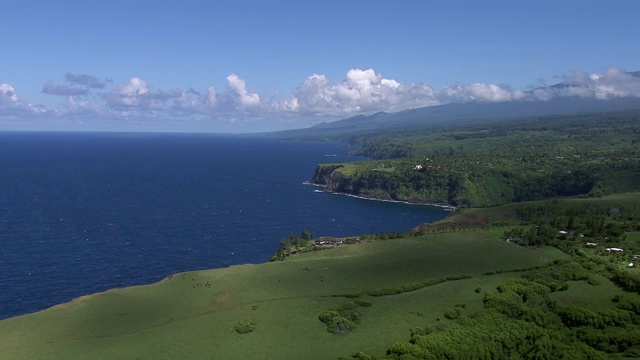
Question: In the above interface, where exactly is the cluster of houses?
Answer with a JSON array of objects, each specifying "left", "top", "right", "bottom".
[
  {"left": 585, "top": 241, "right": 625, "bottom": 253},
  {"left": 585, "top": 242, "right": 637, "bottom": 267},
  {"left": 414, "top": 157, "right": 445, "bottom": 171},
  {"left": 506, "top": 231, "right": 638, "bottom": 268},
  {"left": 414, "top": 164, "right": 444, "bottom": 170},
  {"left": 313, "top": 237, "right": 342, "bottom": 247}
]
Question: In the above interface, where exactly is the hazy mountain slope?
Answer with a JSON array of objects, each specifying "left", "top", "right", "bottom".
[{"left": 274, "top": 97, "right": 640, "bottom": 140}]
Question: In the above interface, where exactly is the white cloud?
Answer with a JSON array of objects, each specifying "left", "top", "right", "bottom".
[
  {"left": 592, "top": 67, "right": 640, "bottom": 99},
  {"left": 0, "top": 84, "right": 42, "bottom": 117},
  {"left": 532, "top": 67, "right": 640, "bottom": 101},
  {"left": 3, "top": 66, "right": 640, "bottom": 132},
  {"left": 0, "top": 84, "right": 21, "bottom": 107},
  {"left": 287, "top": 68, "right": 439, "bottom": 116},
  {"left": 203, "top": 87, "right": 218, "bottom": 109},
  {"left": 103, "top": 77, "right": 179, "bottom": 110},
  {"left": 531, "top": 88, "right": 553, "bottom": 101},
  {"left": 440, "top": 67, "right": 640, "bottom": 104},
  {"left": 121, "top": 77, "right": 150, "bottom": 96},
  {"left": 226, "top": 74, "right": 260, "bottom": 109},
  {"left": 172, "top": 90, "right": 200, "bottom": 110},
  {"left": 38, "top": 93, "right": 105, "bottom": 120},
  {"left": 441, "top": 83, "right": 526, "bottom": 102}
]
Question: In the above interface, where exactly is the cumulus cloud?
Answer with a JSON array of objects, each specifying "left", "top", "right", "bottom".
[
  {"left": 286, "top": 68, "right": 439, "bottom": 116},
  {"left": 103, "top": 77, "right": 180, "bottom": 110},
  {"left": 226, "top": 74, "right": 260, "bottom": 109},
  {"left": 582, "top": 67, "right": 640, "bottom": 99},
  {"left": 0, "top": 83, "right": 43, "bottom": 118},
  {"left": 0, "top": 84, "right": 21, "bottom": 107},
  {"left": 4, "top": 66, "right": 640, "bottom": 132},
  {"left": 203, "top": 86, "right": 218, "bottom": 109},
  {"left": 65, "top": 96, "right": 92, "bottom": 111},
  {"left": 172, "top": 90, "right": 200, "bottom": 110},
  {"left": 213, "top": 66, "right": 640, "bottom": 120}
]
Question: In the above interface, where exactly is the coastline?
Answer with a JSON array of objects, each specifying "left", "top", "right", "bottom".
[
  {"left": 304, "top": 181, "right": 457, "bottom": 211},
  {"left": 1, "top": 136, "right": 429, "bottom": 321}
]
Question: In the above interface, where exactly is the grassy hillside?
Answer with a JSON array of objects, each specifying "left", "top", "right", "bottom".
[
  {"left": 0, "top": 231, "right": 564, "bottom": 359},
  {"left": 2, "top": 194, "right": 640, "bottom": 359}
]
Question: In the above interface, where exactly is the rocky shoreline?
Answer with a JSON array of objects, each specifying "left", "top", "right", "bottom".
[{"left": 306, "top": 181, "right": 457, "bottom": 211}]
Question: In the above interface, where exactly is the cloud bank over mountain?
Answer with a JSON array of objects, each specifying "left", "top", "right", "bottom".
[{"left": 1, "top": 67, "right": 639, "bottom": 132}]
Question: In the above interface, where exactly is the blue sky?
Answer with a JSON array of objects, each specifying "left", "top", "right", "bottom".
[{"left": 1, "top": 0, "right": 639, "bottom": 132}]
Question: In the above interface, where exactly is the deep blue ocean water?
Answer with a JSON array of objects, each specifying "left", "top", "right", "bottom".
[{"left": 0, "top": 132, "right": 449, "bottom": 319}]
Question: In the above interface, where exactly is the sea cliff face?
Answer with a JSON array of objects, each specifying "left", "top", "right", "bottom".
[
  {"left": 309, "top": 160, "right": 616, "bottom": 208},
  {"left": 311, "top": 163, "right": 455, "bottom": 205},
  {"left": 310, "top": 164, "right": 345, "bottom": 188}
]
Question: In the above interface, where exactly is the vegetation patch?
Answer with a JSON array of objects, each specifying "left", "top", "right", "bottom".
[
  {"left": 365, "top": 275, "right": 472, "bottom": 297},
  {"left": 381, "top": 275, "right": 640, "bottom": 359},
  {"left": 318, "top": 301, "right": 371, "bottom": 335},
  {"left": 312, "top": 111, "right": 640, "bottom": 207},
  {"left": 233, "top": 320, "right": 256, "bottom": 334}
]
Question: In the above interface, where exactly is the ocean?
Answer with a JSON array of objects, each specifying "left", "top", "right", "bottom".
[{"left": 0, "top": 132, "right": 449, "bottom": 319}]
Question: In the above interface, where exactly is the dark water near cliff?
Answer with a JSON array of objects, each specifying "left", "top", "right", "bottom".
[{"left": 0, "top": 132, "right": 449, "bottom": 319}]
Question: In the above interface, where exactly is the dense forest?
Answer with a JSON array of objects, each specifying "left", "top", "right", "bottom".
[{"left": 312, "top": 111, "right": 640, "bottom": 207}]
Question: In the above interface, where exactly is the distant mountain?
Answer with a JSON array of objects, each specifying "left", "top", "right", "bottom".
[{"left": 274, "top": 96, "right": 640, "bottom": 140}]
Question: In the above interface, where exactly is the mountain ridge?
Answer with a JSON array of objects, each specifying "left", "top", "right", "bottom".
[{"left": 274, "top": 97, "right": 640, "bottom": 140}]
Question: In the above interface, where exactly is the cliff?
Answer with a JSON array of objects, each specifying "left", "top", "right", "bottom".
[
  {"left": 310, "top": 163, "right": 345, "bottom": 188},
  {"left": 311, "top": 162, "right": 466, "bottom": 206},
  {"left": 309, "top": 160, "right": 630, "bottom": 208}
]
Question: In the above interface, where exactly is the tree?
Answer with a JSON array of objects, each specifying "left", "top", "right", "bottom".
[{"left": 301, "top": 229, "right": 314, "bottom": 240}]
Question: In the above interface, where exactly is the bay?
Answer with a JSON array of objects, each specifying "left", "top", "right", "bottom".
[{"left": 0, "top": 132, "right": 449, "bottom": 319}]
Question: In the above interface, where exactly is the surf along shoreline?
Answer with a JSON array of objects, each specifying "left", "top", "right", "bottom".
[{"left": 304, "top": 181, "right": 457, "bottom": 211}]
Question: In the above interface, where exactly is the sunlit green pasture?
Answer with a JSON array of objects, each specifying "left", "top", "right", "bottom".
[{"left": 0, "top": 230, "right": 565, "bottom": 360}]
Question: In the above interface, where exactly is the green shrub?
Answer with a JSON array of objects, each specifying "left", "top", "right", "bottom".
[
  {"left": 234, "top": 320, "right": 256, "bottom": 334},
  {"left": 341, "top": 309, "right": 362, "bottom": 323},
  {"left": 446, "top": 274, "right": 473, "bottom": 281},
  {"left": 354, "top": 300, "right": 372, "bottom": 307},
  {"left": 319, "top": 311, "right": 340, "bottom": 324},
  {"left": 409, "top": 327, "right": 428, "bottom": 337},
  {"left": 443, "top": 308, "right": 461, "bottom": 320},
  {"left": 328, "top": 316, "right": 356, "bottom": 334},
  {"left": 343, "top": 293, "right": 361, "bottom": 298}
]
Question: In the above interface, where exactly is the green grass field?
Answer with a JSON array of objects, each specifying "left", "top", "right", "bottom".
[{"left": 0, "top": 230, "right": 568, "bottom": 360}]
